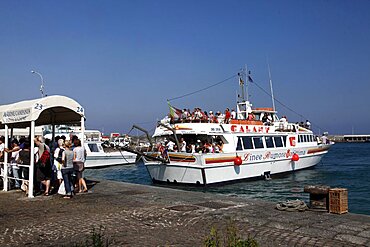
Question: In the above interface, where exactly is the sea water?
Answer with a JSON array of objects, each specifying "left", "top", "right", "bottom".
[{"left": 85, "top": 142, "right": 370, "bottom": 215}]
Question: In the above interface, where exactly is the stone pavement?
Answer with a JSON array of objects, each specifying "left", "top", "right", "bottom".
[{"left": 0, "top": 180, "right": 369, "bottom": 246}]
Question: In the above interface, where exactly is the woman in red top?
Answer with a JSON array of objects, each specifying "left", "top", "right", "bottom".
[{"left": 224, "top": 108, "right": 231, "bottom": 124}]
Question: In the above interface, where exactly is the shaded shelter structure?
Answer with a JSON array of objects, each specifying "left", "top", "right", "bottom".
[{"left": 0, "top": 95, "right": 85, "bottom": 197}]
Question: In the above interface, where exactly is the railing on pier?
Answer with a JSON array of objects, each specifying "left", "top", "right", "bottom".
[{"left": 0, "top": 162, "right": 30, "bottom": 193}]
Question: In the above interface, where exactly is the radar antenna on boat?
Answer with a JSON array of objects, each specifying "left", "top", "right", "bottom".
[{"left": 236, "top": 67, "right": 253, "bottom": 120}]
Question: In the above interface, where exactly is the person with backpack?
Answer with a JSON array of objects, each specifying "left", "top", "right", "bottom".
[{"left": 35, "top": 137, "right": 52, "bottom": 196}]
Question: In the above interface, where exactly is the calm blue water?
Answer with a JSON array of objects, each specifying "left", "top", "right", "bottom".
[{"left": 85, "top": 143, "right": 370, "bottom": 215}]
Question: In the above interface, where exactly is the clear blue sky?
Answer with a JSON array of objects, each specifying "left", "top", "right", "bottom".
[{"left": 1, "top": 0, "right": 370, "bottom": 135}]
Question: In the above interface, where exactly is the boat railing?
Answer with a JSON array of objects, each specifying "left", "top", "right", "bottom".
[
  {"left": 169, "top": 118, "right": 223, "bottom": 124},
  {"left": 275, "top": 123, "right": 297, "bottom": 132},
  {"left": 229, "top": 119, "right": 263, "bottom": 125},
  {"left": 166, "top": 118, "right": 268, "bottom": 125}
]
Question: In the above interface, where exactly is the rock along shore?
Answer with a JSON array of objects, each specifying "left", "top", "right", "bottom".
[{"left": 0, "top": 179, "right": 369, "bottom": 246}]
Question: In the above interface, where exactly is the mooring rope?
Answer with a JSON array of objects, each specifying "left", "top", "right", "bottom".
[{"left": 276, "top": 199, "right": 308, "bottom": 212}]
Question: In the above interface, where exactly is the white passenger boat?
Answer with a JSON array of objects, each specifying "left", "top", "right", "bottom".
[
  {"left": 141, "top": 78, "right": 333, "bottom": 185},
  {"left": 84, "top": 141, "right": 137, "bottom": 168},
  {"left": 45, "top": 128, "right": 137, "bottom": 168}
]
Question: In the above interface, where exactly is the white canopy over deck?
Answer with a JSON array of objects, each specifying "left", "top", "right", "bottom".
[{"left": 0, "top": 95, "right": 85, "bottom": 197}]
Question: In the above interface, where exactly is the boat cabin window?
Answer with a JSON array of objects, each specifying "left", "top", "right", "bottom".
[
  {"left": 236, "top": 138, "right": 243, "bottom": 151},
  {"left": 274, "top": 136, "right": 284, "bottom": 148},
  {"left": 298, "top": 134, "right": 315, "bottom": 143},
  {"left": 88, "top": 143, "right": 100, "bottom": 152},
  {"left": 242, "top": 137, "right": 253, "bottom": 149},
  {"left": 253, "top": 113, "right": 261, "bottom": 121},
  {"left": 237, "top": 135, "right": 286, "bottom": 150},
  {"left": 265, "top": 136, "right": 274, "bottom": 148},
  {"left": 253, "top": 137, "right": 264, "bottom": 149},
  {"left": 282, "top": 136, "right": 287, "bottom": 147}
]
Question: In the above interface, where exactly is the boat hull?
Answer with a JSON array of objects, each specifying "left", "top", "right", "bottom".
[
  {"left": 144, "top": 145, "right": 331, "bottom": 185},
  {"left": 85, "top": 152, "right": 137, "bottom": 168}
]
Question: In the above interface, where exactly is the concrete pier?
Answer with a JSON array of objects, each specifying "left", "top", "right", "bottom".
[{"left": 0, "top": 180, "right": 369, "bottom": 246}]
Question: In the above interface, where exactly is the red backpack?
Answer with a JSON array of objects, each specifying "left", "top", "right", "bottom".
[{"left": 39, "top": 145, "right": 50, "bottom": 166}]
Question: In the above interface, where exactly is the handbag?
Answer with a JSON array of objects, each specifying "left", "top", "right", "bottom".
[{"left": 73, "top": 161, "right": 84, "bottom": 172}]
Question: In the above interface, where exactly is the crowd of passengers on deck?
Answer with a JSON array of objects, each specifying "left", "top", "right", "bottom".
[
  {"left": 167, "top": 107, "right": 280, "bottom": 126},
  {"left": 155, "top": 137, "right": 224, "bottom": 158},
  {"left": 0, "top": 135, "right": 88, "bottom": 198},
  {"left": 169, "top": 108, "right": 236, "bottom": 124}
]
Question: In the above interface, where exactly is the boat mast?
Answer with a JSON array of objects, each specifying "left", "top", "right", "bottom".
[
  {"left": 238, "top": 67, "right": 246, "bottom": 102},
  {"left": 237, "top": 65, "right": 251, "bottom": 120},
  {"left": 267, "top": 61, "right": 276, "bottom": 112},
  {"left": 245, "top": 64, "right": 248, "bottom": 101}
]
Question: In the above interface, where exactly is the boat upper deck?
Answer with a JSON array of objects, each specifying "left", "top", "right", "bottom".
[{"left": 154, "top": 121, "right": 312, "bottom": 137}]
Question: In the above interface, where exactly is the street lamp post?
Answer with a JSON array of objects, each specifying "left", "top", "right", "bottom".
[{"left": 31, "top": 70, "right": 45, "bottom": 97}]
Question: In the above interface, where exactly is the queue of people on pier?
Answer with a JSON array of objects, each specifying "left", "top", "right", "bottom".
[{"left": 0, "top": 135, "right": 88, "bottom": 199}]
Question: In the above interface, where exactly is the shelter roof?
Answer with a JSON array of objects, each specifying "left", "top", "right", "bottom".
[{"left": 0, "top": 95, "right": 85, "bottom": 128}]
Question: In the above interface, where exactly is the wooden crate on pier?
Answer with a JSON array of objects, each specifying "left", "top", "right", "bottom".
[{"left": 329, "top": 188, "right": 348, "bottom": 214}]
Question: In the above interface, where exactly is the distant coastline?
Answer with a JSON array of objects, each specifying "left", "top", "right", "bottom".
[{"left": 329, "top": 135, "right": 370, "bottom": 143}]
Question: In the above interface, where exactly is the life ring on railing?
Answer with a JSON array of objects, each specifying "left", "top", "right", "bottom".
[{"left": 291, "top": 153, "right": 299, "bottom": 162}]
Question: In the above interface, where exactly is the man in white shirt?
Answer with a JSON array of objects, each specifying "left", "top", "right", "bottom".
[
  {"left": 279, "top": 115, "right": 288, "bottom": 130},
  {"left": 231, "top": 109, "right": 236, "bottom": 120},
  {"left": 180, "top": 138, "right": 187, "bottom": 152},
  {"left": 305, "top": 120, "right": 311, "bottom": 129},
  {"left": 166, "top": 140, "right": 175, "bottom": 152},
  {"left": 321, "top": 134, "right": 329, "bottom": 144}
]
